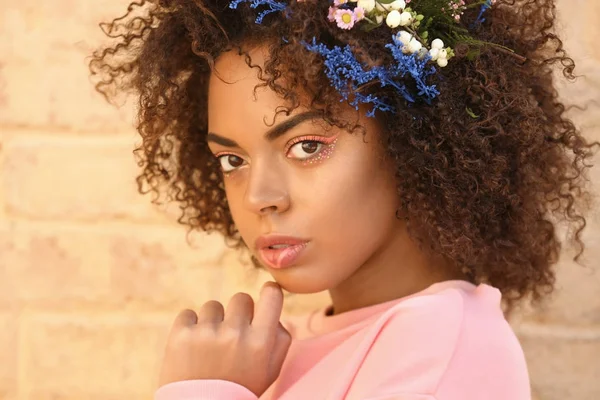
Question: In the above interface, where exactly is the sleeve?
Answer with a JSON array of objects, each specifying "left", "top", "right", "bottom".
[{"left": 154, "top": 380, "right": 259, "bottom": 400}]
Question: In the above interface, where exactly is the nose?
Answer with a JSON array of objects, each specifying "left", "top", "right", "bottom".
[{"left": 244, "top": 159, "right": 291, "bottom": 215}]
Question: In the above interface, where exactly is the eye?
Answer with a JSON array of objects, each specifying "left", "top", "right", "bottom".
[
  {"left": 217, "top": 154, "right": 245, "bottom": 173},
  {"left": 287, "top": 141, "right": 323, "bottom": 160}
]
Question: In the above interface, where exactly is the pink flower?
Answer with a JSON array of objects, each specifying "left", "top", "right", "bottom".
[
  {"left": 328, "top": 6, "right": 337, "bottom": 22},
  {"left": 335, "top": 9, "right": 356, "bottom": 29},
  {"left": 353, "top": 6, "right": 366, "bottom": 21}
]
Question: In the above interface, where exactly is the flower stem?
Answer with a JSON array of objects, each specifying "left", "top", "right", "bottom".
[{"left": 404, "top": 26, "right": 427, "bottom": 47}]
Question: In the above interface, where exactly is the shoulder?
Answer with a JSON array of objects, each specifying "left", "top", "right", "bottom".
[
  {"left": 350, "top": 282, "right": 530, "bottom": 399},
  {"left": 433, "top": 284, "right": 531, "bottom": 399}
]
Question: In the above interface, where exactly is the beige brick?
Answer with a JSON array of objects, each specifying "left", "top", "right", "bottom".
[
  {"left": 556, "top": 0, "right": 600, "bottom": 143},
  {"left": 108, "top": 228, "right": 227, "bottom": 309},
  {"left": 218, "top": 250, "right": 270, "bottom": 298},
  {"left": 0, "top": 221, "right": 228, "bottom": 310},
  {"left": 0, "top": 61, "right": 7, "bottom": 114},
  {"left": 558, "top": 73, "right": 600, "bottom": 143},
  {"left": 0, "top": 1, "right": 136, "bottom": 132},
  {"left": 517, "top": 325, "right": 600, "bottom": 400},
  {"left": 0, "top": 312, "right": 19, "bottom": 400},
  {"left": 2, "top": 133, "right": 172, "bottom": 223},
  {"left": 585, "top": 5, "right": 600, "bottom": 60},
  {"left": 514, "top": 259, "right": 600, "bottom": 327},
  {"left": 20, "top": 313, "right": 169, "bottom": 400},
  {"left": 512, "top": 176, "right": 600, "bottom": 327},
  {"left": 0, "top": 132, "right": 7, "bottom": 222},
  {"left": 558, "top": 0, "right": 600, "bottom": 64},
  {"left": 0, "top": 221, "right": 111, "bottom": 308},
  {"left": 0, "top": 222, "right": 19, "bottom": 308}
]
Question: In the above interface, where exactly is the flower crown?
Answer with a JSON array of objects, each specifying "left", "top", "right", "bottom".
[{"left": 228, "top": 0, "right": 520, "bottom": 117}]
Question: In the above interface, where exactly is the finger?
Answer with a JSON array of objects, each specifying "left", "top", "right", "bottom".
[
  {"left": 252, "top": 281, "right": 284, "bottom": 332},
  {"left": 197, "top": 300, "right": 225, "bottom": 325},
  {"left": 224, "top": 292, "right": 255, "bottom": 327},
  {"left": 173, "top": 309, "right": 198, "bottom": 328},
  {"left": 270, "top": 322, "right": 292, "bottom": 371}
]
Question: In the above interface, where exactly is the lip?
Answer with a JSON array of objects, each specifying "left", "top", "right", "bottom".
[{"left": 255, "top": 235, "right": 310, "bottom": 269}]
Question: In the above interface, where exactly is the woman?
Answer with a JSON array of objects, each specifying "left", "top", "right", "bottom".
[{"left": 90, "top": 1, "right": 596, "bottom": 398}]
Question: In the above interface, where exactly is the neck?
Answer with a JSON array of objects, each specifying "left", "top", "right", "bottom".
[{"left": 327, "top": 227, "right": 465, "bottom": 316}]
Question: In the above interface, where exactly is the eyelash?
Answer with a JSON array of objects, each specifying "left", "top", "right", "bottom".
[
  {"left": 215, "top": 135, "right": 337, "bottom": 174},
  {"left": 284, "top": 135, "right": 333, "bottom": 154}
]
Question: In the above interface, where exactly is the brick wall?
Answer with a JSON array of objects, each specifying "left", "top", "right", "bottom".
[{"left": 0, "top": 1, "right": 598, "bottom": 399}]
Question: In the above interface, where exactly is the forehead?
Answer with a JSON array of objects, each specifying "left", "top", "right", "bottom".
[
  {"left": 207, "top": 46, "right": 384, "bottom": 141},
  {"left": 208, "top": 47, "right": 290, "bottom": 134}
]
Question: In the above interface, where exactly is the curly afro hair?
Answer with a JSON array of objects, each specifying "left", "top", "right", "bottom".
[{"left": 90, "top": 0, "right": 597, "bottom": 308}]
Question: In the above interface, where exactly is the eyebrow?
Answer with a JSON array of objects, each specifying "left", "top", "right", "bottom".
[{"left": 206, "top": 110, "right": 323, "bottom": 147}]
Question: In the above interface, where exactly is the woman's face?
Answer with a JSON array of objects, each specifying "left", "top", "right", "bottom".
[{"left": 207, "top": 47, "right": 406, "bottom": 294}]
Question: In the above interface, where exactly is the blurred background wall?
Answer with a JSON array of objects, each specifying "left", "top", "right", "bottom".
[{"left": 0, "top": 0, "right": 599, "bottom": 399}]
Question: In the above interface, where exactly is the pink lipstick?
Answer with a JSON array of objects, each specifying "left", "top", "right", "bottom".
[{"left": 255, "top": 235, "right": 309, "bottom": 269}]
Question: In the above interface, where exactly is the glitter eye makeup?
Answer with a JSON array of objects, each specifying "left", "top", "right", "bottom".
[
  {"left": 299, "top": 139, "right": 338, "bottom": 166},
  {"left": 285, "top": 135, "right": 339, "bottom": 166}
]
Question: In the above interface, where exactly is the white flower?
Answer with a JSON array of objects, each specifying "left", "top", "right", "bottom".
[
  {"left": 438, "top": 49, "right": 448, "bottom": 59},
  {"left": 376, "top": 14, "right": 384, "bottom": 23},
  {"left": 396, "top": 30, "right": 413, "bottom": 54},
  {"left": 431, "top": 38, "right": 444, "bottom": 50},
  {"left": 396, "top": 30, "right": 413, "bottom": 46},
  {"left": 408, "top": 38, "right": 422, "bottom": 53},
  {"left": 386, "top": 10, "right": 402, "bottom": 28},
  {"left": 357, "top": 0, "right": 375, "bottom": 12},
  {"left": 437, "top": 57, "right": 448, "bottom": 67},
  {"left": 390, "top": 0, "right": 406, "bottom": 10},
  {"left": 428, "top": 48, "right": 439, "bottom": 61},
  {"left": 399, "top": 11, "right": 413, "bottom": 26},
  {"left": 375, "top": 2, "right": 390, "bottom": 12}
]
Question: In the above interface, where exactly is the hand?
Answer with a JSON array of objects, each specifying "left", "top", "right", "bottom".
[{"left": 158, "top": 281, "right": 292, "bottom": 397}]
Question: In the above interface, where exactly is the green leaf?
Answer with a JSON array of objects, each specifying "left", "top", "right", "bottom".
[
  {"left": 466, "top": 48, "right": 480, "bottom": 61},
  {"left": 423, "top": 17, "right": 434, "bottom": 30},
  {"left": 465, "top": 0, "right": 490, "bottom": 9},
  {"left": 361, "top": 21, "right": 383, "bottom": 32}
]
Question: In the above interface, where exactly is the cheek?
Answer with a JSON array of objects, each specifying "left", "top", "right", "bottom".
[
  {"left": 222, "top": 175, "right": 252, "bottom": 233},
  {"left": 306, "top": 152, "right": 399, "bottom": 244}
]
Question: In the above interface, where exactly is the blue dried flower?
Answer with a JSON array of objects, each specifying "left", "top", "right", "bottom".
[
  {"left": 302, "top": 38, "right": 393, "bottom": 117},
  {"left": 385, "top": 35, "right": 439, "bottom": 103},
  {"left": 229, "top": 0, "right": 287, "bottom": 24},
  {"left": 475, "top": 0, "right": 494, "bottom": 25},
  {"left": 302, "top": 35, "right": 440, "bottom": 117},
  {"left": 230, "top": 0, "right": 443, "bottom": 117}
]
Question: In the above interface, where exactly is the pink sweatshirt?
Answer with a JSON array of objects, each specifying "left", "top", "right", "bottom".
[{"left": 155, "top": 280, "right": 531, "bottom": 400}]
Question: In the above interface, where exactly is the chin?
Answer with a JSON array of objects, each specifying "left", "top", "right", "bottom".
[{"left": 267, "top": 265, "right": 341, "bottom": 294}]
